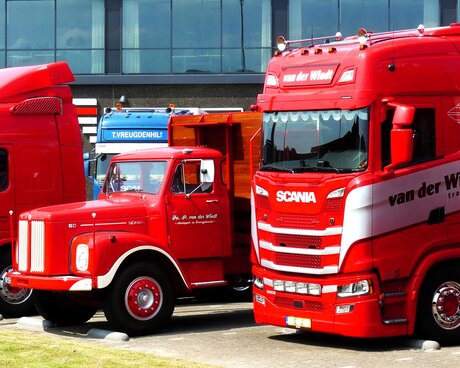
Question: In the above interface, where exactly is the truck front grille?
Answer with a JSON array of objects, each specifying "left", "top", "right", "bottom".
[{"left": 17, "top": 220, "right": 45, "bottom": 273}]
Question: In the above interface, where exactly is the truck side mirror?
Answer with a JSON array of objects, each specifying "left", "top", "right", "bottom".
[
  {"left": 200, "top": 160, "right": 215, "bottom": 183},
  {"left": 384, "top": 103, "right": 415, "bottom": 173}
]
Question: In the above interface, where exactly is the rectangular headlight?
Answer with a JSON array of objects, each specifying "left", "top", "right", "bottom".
[
  {"left": 295, "top": 282, "right": 309, "bottom": 294},
  {"left": 285, "top": 281, "right": 296, "bottom": 293},
  {"left": 337, "top": 280, "right": 371, "bottom": 298},
  {"left": 308, "top": 283, "right": 321, "bottom": 296},
  {"left": 273, "top": 280, "right": 285, "bottom": 292}
]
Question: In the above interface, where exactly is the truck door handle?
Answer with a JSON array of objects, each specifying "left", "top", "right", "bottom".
[{"left": 206, "top": 199, "right": 219, "bottom": 203}]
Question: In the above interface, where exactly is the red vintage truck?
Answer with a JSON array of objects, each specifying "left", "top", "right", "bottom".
[
  {"left": 0, "top": 62, "right": 86, "bottom": 316},
  {"left": 251, "top": 24, "right": 460, "bottom": 344},
  {"left": 7, "top": 111, "right": 260, "bottom": 335}
]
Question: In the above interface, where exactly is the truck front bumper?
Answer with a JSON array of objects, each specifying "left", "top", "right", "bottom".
[
  {"left": 6, "top": 271, "right": 93, "bottom": 291},
  {"left": 252, "top": 265, "right": 409, "bottom": 338}
]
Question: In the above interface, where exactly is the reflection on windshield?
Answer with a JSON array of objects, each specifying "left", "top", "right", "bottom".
[
  {"left": 103, "top": 161, "right": 167, "bottom": 195},
  {"left": 261, "top": 108, "right": 369, "bottom": 173},
  {"left": 96, "top": 153, "right": 115, "bottom": 186}
]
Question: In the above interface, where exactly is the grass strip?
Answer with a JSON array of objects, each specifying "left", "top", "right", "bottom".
[{"left": 0, "top": 329, "right": 212, "bottom": 368}]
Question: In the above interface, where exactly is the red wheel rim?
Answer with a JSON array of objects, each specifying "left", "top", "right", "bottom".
[{"left": 125, "top": 276, "right": 163, "bottom": 320}]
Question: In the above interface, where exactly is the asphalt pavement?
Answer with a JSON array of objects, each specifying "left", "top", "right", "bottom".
[{"left": 1, "top": 301, "right": 460, "bottom": 368}]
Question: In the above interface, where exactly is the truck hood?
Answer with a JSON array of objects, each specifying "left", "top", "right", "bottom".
[{"left": 22, "top": 194, "right": 150, "bottom": 222}]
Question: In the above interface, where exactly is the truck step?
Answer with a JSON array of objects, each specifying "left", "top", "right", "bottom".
[
  {"left": 383, "top": 318, "right": 408, "bottom": 325},
  {"left": 382, "top": 291, "right": 408, "bottom": 305},
  {"left": 383, "top": 291, "right": 407, "bottom": 298}
]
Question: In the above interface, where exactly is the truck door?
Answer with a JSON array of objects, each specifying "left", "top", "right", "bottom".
[
  {"left": 166, "top": 159, "right": 226, "bottom": 259},
  {"left": 0, "top": 146, "right": 14, "bottom": 244},
  {"left": 373, "top": 103, "right": 445, "bottom": 281}
]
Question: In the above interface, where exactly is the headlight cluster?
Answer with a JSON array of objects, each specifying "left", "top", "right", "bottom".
[
  {"left": 75, "top": 243, "right": 89, "bottom": 271},
  {"left": 337, "top": 279, "right": 371, "bottom": 298},
  {"left": 253, "top": 276, "right": 264, "bottom": 289},
  {"left": 273, "top": 280, "right": 321, "bottom": 296}
]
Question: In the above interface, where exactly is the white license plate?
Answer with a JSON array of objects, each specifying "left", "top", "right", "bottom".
[{"left": 285, "top": 316, "right": 311, "bottom": 329}]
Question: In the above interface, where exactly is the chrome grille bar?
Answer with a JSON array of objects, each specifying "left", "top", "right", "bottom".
[
  {"left": 17, "top": 220, "right": 29, "bottom": 272},
  {"left": 30, "top": 220, "right": 45, "bottom": 272}
]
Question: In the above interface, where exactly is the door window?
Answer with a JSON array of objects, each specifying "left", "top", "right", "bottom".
[
  {"left": 0, "top": 149, "right": 8, "bottom": 191},
  {"left": 381, "top": 108, "right": 436, "bottom": 168},
  {"left": 170, "top": 160, "right": 213, "bottom": 194}
]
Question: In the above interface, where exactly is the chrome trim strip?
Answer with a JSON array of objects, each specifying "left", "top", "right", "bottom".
[
  {"left": 258, "top": 222, "right": 342, "bottom": 236},
  {"left": 259, "top": 240, "right": 340, "bottom": 255},
  {"left": 261, "top": 259, "right": 338, "bottom": 275}
]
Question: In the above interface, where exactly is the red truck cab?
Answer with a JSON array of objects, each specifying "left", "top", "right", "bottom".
[
  {"left": 8, "top": 112, "right": 260, "bottom": 335},
  {"left": 251, "top": 25, "right": 460, "bottom": 345},
  {"left": 0, "top": 62, "right": 85, "bottom": 316}
]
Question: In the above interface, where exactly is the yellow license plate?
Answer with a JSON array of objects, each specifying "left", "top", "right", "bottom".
[{"left": 286, "top": 316, "right": 311, "bottom": 329}]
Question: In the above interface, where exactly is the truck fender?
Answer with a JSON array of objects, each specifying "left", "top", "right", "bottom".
[
  {"left": 406, "top": 246, "right": 460, "bottom": 334},
  {"left": 96, "top": 245, "right": 191, "bottom": 291}
]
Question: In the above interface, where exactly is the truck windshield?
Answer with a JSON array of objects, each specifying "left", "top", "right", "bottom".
[
  {"left": 103, "top": 161, "right": 167, "bottom": 195},
  {"left": 261, "top": 108, "right": 369, "bottom": 173}
]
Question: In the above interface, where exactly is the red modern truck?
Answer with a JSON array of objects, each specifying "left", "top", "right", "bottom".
[
  {"left": 0, "top": 62, "right": 86, "bottom": 317},
  {"left": 251, "top": 24, "right": 460, "bottom": 344},
  {"left": 7, "top": 111, "right": 260, "bottom": 335}
]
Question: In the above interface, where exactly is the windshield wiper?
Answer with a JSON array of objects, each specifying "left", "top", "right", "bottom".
[
  {"left": 260, "top": 165, "right": 294, "bottom": 173},
  {"left": 292, "top": 166, "right": 340, "bottom": 173}
]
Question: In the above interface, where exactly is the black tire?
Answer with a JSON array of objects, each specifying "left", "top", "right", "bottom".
[
  {"left": 416, "top": 266, "right": 460, "bottom": 345},
  {"left": 34, "top": 290, "right": 98, "bottom": 326},
  {"left": 0, "top": 249, "right": 35, "bottom": 317},
  {"left": 103, "top": 263, "right": 175, "bottom": 336}
]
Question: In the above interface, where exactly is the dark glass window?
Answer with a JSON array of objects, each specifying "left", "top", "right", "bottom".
[
  {"left": 381, "top": 108, "right": 436, "bottom": 169},
  {"left": 172, "top": 0, "right": 220, "bottom": 48},
  {"left": 340, "top": 0, "right": 388, "bottom": 37},
  {"left": 0, "top": 0, "right": 4, "bottom": 53},
  {"left": 0, "top": 149, "right": 8, "bottom": 192},
  {"left": 7, "top": 1, "right": 54, "bottom": 50},
  {"left": 122, "top": 0, "right": 171, "bottom": 73},
  {"left": 122, "top": 0, "right": 271, "bottom": 74},
  {"left": 222, "top": 0, "right": 271, "bottom": 73},
  {"left": 56, "top": 0, "right": 104, "bottom": 74},
  {"left": 7, "top": 51, "right": 54, "bottom": 67},
  {"left": 290, "top": 0, "right": 439, "bottom": 40},
  {"left": 5, "top": 0, "right": 104, "bottom": 72},
  {"left": 289, "top": 0, "right": 339, "bottom": 39},
  {"left": 390, "top": 0, "right": 424, "bottom": 30}
]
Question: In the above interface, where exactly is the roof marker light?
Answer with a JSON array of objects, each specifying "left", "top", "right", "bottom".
[
  {"left": 417, "top": 24, "right": 425, "bottom": 35},
  {"left": 277, "top": 36, "right": 287, "bottom": 52},
  {"left": 357, "top": 28, "right": 369, "bottom": 46},
  {"left": 275, "top": 32, "right": 342, "bottom": 52}
]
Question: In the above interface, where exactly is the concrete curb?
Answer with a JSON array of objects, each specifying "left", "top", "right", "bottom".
[
  {"left": 87, "top": 328, "right": 130, "bottom": 341},
  {"left": 405, "top": 339, "right": 441, "bottom": 351},
  {"left": 15, "top": 317, "right": 129, "bottom": 341},
  {"left": 16, "top": 317, "right": 56, "bottom": 330}
]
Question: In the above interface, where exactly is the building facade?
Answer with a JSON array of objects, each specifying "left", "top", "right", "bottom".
[{"left": 1, "top": 0, "right": 459, "bottom": 110}]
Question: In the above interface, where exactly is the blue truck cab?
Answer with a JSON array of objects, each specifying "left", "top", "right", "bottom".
[{"left": 86, "top": 106, "right": 203, "bottom": 199}]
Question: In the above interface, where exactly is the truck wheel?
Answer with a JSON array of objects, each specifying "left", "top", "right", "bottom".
[
  {"left": 34, "top": 290, "right": 98, "bottom": 326},
  {"left": 103, "top": 263, "right": 175, "bottom": 336},
  {"left": 416, "top": 266, "right": 460, "bottom": 345},
  {"left": 0, "top": 251, "right": 35, "bottom": 317}
]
